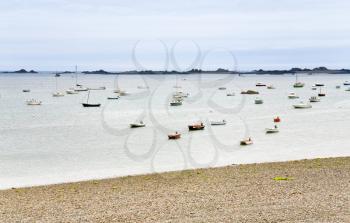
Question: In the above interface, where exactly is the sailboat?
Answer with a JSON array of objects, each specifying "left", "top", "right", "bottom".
[
  {"left": 73, "top": 66, "right": 88, "bottom": 92},
  {"left": 52, "top": 75, "right": 65, "bottom": 97},
  {"left": 293, "top": 74, "right": 305, "bottom": 88},
  {"left": 318, "top": 87, "right": 326, "bottom": 97},
  {"left": 82, "top": 90, "right": 101, "bottom": 107}
]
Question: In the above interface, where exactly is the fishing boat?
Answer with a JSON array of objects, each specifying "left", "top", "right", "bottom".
[
  {"left": 241, "top": 90, "right": 259, "bottom": 95},
  {"left": 240, "top": 138, "right": 253, "bottom": 146},
  {"left": 130, "top": 121, "right": 146, "bottom": 128},
  {"left": 256, "top": 83, "right": 266, "bottom": 87},
  {"left": 107, "top": 96, "right": 120, "bottom": 100},
  {"left": 288, "top": 92, "right": 299, "bottom": 99},
  {"left": 293, "top": 74, "right": 305, "bottom": 88},
  {"left": 170, "top": 100, "right": 182, "bottom": 106},
  {"left": 309, "top": 96, "right": 320, "bottom": 102},
  {"left": 267, "top": 85, "right": 275, "bottom": 89},
  {"left": 82, "top": 90, "right": 101, "bottom": 107},
  {"left": 265, "top": 125, "right": 279, "bottom": 134},
  {"left": 343, "top": 81, "right": 350, "bottom": 86},
  {"left": 226, "top": 92, "right": 235, "bottom": 96},
  {"left": 22, "top": 89, "right": 30, "bottom": 93},
  {"left": 26, "top": 99, "right": 42, "bottom": 105},
  {"left": 188, "top": 123, "right": 205, "bottom": 131},
  {"left": 293, "top": 102, "right": 312, "bottom": 109},
  {"left": 274, "top": 116, "right": 281, "bottom": 123},
  {"left": 255, "top": 98, "right": 264, "bottom": 104},
  {"left": 168, "top": 132, "right": 181, "bottom": 140},
  {"left": 210, "top": 120, "right": 226, "bottom": 126},
  {"left": 218, "top": 87, "right": 226, "bottom": 90}
]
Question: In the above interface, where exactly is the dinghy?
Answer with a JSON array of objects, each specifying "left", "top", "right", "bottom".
[
  {"left": 188, "top": 123, "right": 205, "bottom": 131},
  {"left": 265, "top": 126, "right": 279, "bottom": 134},
  {"left": 210, "top": 120, "right": 226, "bottom": 126},
  {"left": 240, "top": 138, "right": 253, "bottom": 146},
  {"left": 168, "top": 132, "right": 181, "bottom": 140}
]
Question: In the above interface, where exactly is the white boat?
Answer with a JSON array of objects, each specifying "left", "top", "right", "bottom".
[
  {"left": 114, "top": 89, "right": 129, "bottom": 96},
  {"left": 309, "top": 96, "right": 320, "bottom": 102},
  {"left": 288, "top": 92, "right": 299, "bottom": 99},
  {"left": 66, "top": 89, "right": 78, "bottom": 94},
  {"left": 130, "top": 121, "right": 146, "bottom": 128},
  {"left": 345, "top": 87, "right": 350, "bottom": 92},
  {"left": 52, "top": 92, "right": 64, "bottom": 97},
  {"left": 255, "top": 98, "right": 264, "bottom": 104},
  {"left": 226, "top": 93, "right": 235, "bottom": 96},
  {"left": 210, "top": 120, "right": 226, "bottom": 126},
  {"left": 88, "top": 86, "right": 106, "bottom": 90},
  {"left": 293, "top": 102, "right": 312, "bottom": 109},
  {"left": 26, "top": 99, "right": 42, "bottom": 105},
  {"left": 74, "top": 86, "right": 88, "bottom": 92},
  {"left": 267, "top": 85, "right": 275, "bottom": 89},
  {"left": 173, "top": 91, "right": 189, "bottom": 98},
  {"left": 265, "top": 126, "right": 279, "bottom": 134},
  {"left": 52, "top": 76, "right": 64, "bottom": 97},
  {"left": 344, "top": 81, "right": 350, "bottom": 86}
]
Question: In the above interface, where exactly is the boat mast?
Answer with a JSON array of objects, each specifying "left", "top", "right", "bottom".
[
  {"left": 86, "top": 90, "right": 90, "bottom": 103},
  {"left": 75, "top": 65, "right": 78, "bottom": 86}
]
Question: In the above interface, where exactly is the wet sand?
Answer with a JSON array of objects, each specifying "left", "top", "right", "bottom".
[{"left": 1, "top": 157, "right": 349, "bottom": 222}]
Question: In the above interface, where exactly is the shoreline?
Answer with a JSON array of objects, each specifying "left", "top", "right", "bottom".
[{"left": 1, "top": 157, "right": 349, "bottom": 222}]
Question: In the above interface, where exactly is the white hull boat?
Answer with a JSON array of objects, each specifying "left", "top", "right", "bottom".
[
  {"left": 26, "top": 99, "right": 42, "bottom": 105},
  {"left": 309, "top": 96, "right": 320, "bottom": 102},
  {"left": 210, "top": 120, "right": 227, "bottom": 126},
  {"left": 293, "top": 102, "right": 312, "bottom": 109}
]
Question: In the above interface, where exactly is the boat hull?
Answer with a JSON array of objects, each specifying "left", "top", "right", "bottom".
[{"left": 82, "top": 103, "right": 101, "bottom": 107}]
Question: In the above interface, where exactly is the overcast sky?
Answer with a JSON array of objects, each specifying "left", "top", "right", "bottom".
[{"left": 1, "top": 0, "right": 350, "bottom": 71}]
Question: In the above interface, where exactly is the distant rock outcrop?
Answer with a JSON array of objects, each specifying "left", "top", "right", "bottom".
[{"left": 2, "top": 69, "right": 38, "bottom": 74}]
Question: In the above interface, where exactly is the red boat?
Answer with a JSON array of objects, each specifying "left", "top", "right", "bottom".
[
  {"left": 274, "top": 116, "right": 281, "bottom": 123},
  {"left": 188, "top": 123, "right": 205, "bottom": 131},
  {"left": 168, "top": 132, "right": 181, "bottom": 140}
]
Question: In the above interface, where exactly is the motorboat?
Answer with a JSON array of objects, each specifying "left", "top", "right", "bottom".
[
  {"left": 315, "top": 83, "right": 325, "bottom": 87},
  {"left": 170, "top": 100, "right": 182, "bottom": 106},
  {"left": 130, "top": 121, "right": 146, "bottom": 128},
  {"left": 241, "top": 90, "right": 259, "bottom": 95},
  {"left": 256, "top": 83, "right": 266, "bottom": 87},
  {"left": 226, "top": 92, "right": 235, "bottom": 96},
  {"left": 66, "top": 89, "right": 78, "bottom": 94},
  {"left": 26, "top": 99, "right": 42, "bottom": 106},
  {"left": 168, "top": 132, "right": 181, "bottom": 140},
  {"left": 309, "top": 96, "right": 320, "bottom": 102},
  {"left": 293, "top": 102, "right": 312, "bottom": 109},
  {"left": 265, "top": 125, "right": 279, "bottom": 134},
  {"left": 52, "top": 92, "right": 65, "bottom": 97},
  {"left": 210, "top": 120, "right": 226, "bottom": 126},
  {"left": 107, "top": 96, "right": 120, "bottom": 100},
  {"left": 188, "top": 123, "right": 205, "bottom": 131},
  {"left": 288, "top": 92, "right": 299, "bottom": 99},
  {"left": 240, "top": 138, "right": 253, "bottom": 146},
  {"left": 311, "top": 86, "right": 317, "bottom": 90},
  {"left": 255, "top": 98, "right": 264, "bottom": 104}
]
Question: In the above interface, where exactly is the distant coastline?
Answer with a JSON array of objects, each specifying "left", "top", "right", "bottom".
[{"left": 1, "top": 67, "right": 350, "bottom": 75}]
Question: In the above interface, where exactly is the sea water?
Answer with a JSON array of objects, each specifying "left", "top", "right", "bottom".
[{"left": 0, "top": 73, "right": 350, "bottom": 189}]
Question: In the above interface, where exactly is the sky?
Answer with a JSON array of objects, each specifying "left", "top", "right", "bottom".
[{"left": 1, "top": 0, "right": 350, "bottom": 71}]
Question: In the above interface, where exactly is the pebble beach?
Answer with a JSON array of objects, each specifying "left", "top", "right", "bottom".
[{"left": 1, "top": 157, "right": 349, "bottom": 222}]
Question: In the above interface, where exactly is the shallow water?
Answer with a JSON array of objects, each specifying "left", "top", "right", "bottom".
[{"left": 1, "top": 73, "right": 350, "bottom": 189}]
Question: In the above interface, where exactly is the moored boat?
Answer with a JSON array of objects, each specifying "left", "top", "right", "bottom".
[
  {"left": 309, "top": 96, "right": 320, "bottom": 102},
  {"left": 26, "top": 99, "right": 42, "bottom": 106},
  {"left": 168, "top": 132, "right": 181, "bottom": 140},
  {"left": 265, "top": 125, "right": 279, "bottom": 134},
  {"left": 241, "top": 90, "right": 259, "bottom": 95},
  {"left": 226, "top": 92, "right": 235, "bottom": 96},
  {"left": 82, "top": 90, "right": 101, "bottom": 107},
  {"left": 274, "top": 116, "right": 281, "bottom": 123},
  {"left": 170, "top": 100, "right": 182, "bottom": 106},
  {"left": 293, "top": 102, "right": 312, "bottom": 109},
  {"left": 210, "top": 120, "right": 226, "bottom": 126},
  {"left": 255, "top": 97, "right": 264, "bottom": 104},
  {"left": 52, "top": 92, "right": 65, "bottom": 97},
  {"left": 288, "top": 92, "right": 299, "bottom": 99},
  {"left": 256, "top": 83, "right": 266, "bottom": 87},
  {"left": 188, "top": 123, "right": 205, "bottom": 131},
  {"left": 130, "top": 121, "right": 146, "bottom": 128},
  {"left": 22, "top": 89, "right": 30, "bottom": 93},
  {"left": 240, "top": 138, "right": 253, "bottom": 146}
]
